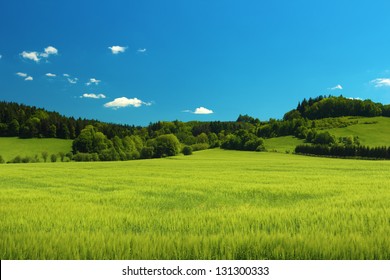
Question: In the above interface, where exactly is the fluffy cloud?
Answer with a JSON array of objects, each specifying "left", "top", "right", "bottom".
[
  {"left": 16, "top": 72, "right": 28, "bottom": 77},
  {"left": 183, "top": 107, "right": 214, "bottom": 114},
  {"left": 137, "top": 48, "right": 147, "bottom": 53},
  {"left": 329, "top": 84, "right": 343, "bottom": 90},
  {"left": 108, "top": 46, "right": 127, "bottom": 54},
  {"left": 25, "top": 76, "right": 33, "bottom": 81},
  {"left": 44, "top": 46, "right": 58, "bottom": 55},
  {"left": 46, "top": 73, "right": 56, "bottom": 77},
  {"left": 86, "top": 78, "right": 101, "bottom": 86},
  {"left": 21, "top": 51, "right": 40, "bottom": 62},
  {"left": 82, "top": 93, "right": 106, "bottom": 99},
  {"left": 20, "top": 46, "right": 58, "bottom": 62},
  {"left": 194, "top": 107, "right": 214, "bottom": 114},
  {"left": 371, "top": 78, "right": 390, "bottom": 87},
  {"left": 104, "top": 97, "right": 151, "bottom": 109}
]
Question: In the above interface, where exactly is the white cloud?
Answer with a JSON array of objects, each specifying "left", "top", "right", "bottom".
[
  {"left": 25, "top": 76, "right": 33, "bottom": 81},
  {"left": 16, "top": 72, "right": 28, "bottom": 77},
  {"left": 63, "top": 73, "right": 70, "bottom": 77},
  {"left": 329, "top": 84, "right": 343, "bottom": 90},
  {"left": 183, "top": 106, "right": 214, "bottom": 114},
  {"left": 82, "top": 93, "right": 106, "bottom": 99},
  {"left": 20, "top": 46, "right": 58, "bottom": 62},
  {"left": 86, "top": 78, "right": 101, "bottom": 86},
  {"left": 137, "top": 48, "right": 147, "bottom": 53},
  {"left": 109, "top": 46, "right": 127, "bottom": 54},
  {"left": 44, "top": 46, "right": 58, "bottom": 55},
  {"left": 46, "top": 73, "right": 56, "bottom": 77},
  {"left": 104, "top": 97, "right": 151, "bottom": 109},
  {"left": 194, "top": 107, "right": 214, "bottom": 114},
  {"left": 371, "top": 78, "right": 390, "bottom": 87},
  {"left": 21, "top": 51, "right": 40, "bottom": 62},
  {"left": 67, "top": 78, "right": 78, "bottom": 84}
]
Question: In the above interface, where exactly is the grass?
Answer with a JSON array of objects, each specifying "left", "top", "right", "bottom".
[
  {"left": 0, "top": 137, "right": 72, "bottom": 162},
  {"left": 264, "top": 136, "right": 304, "bottom": 153},
  {"left": 326, "top": 116, "right": 390, "bottom": 146},
  {"left": 1, "top": 149, "right": 389, "bottom": 260}
]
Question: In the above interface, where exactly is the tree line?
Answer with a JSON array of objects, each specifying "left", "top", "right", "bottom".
[
  {"left": 1, "top": 96, "right": 390, "bottom": 162},
  {"left": 284, "top": 95, "right": 390, "bottom": 120}
]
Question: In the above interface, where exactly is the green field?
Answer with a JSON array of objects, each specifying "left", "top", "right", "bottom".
[
  {"left": 0, "top": 137, "right": 73, "bottom": 162},
  {"left": 326, "top": 116, "right": 390, "bottom": 146},
  {"left": 1, "top": 149, "right": 389, "bottom": 259},
  {"left": 264, "top": 136, "right": 304, "bottom": 153}
]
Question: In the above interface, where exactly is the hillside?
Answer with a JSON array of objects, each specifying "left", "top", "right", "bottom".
[
  {"left": 326, "top": 116, "right": 390, "bottom": 147},
  {"left": 0, "top": 137, "right": 72, "bottom": 162}
]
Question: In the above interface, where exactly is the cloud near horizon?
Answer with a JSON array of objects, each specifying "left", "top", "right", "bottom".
[
  {"left": 82, "top": 93, "right": 106, "bottom": 99},
  {"left": 184, "top": 106, "right": 214, "bottom": 114},
  {"left": 108, "top": 46, "right": 127, "bottom": 54},
  {"left": 104, "top": 97, "right": 151, "bottom": 109},
  {"left": 370, "top": 78, "right": 390, "bottom": 87},
  {"left": 329, "top": 84, "right": 343, "bottom": 90}
]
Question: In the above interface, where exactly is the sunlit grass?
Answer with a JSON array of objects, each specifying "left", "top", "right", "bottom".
[
  {"left": 1, "top": 149, "right": 389, "bottom": 259},
  {"left": 0, "top": 137, "right": 72, "bottom": 162}
]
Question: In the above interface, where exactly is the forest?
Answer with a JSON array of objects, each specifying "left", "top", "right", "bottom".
[{"left": 1, "top": 95, "right": 390, "bottom": 161}]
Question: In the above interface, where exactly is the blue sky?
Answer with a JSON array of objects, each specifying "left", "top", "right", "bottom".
[{"left": 1, "top": 0, "right": 390, "bottom": 126}]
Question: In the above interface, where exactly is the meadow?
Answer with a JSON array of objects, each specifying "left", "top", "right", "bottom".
[
  {"left": 0, "top": 137, "right": 72, "bottom": 162},
  {"left": 1, "top": 149, "right": 389, "bottom": 259}
]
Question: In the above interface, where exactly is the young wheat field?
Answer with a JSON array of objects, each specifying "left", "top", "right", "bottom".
[{"left": 0, "top": 149, "right": 389, "bottom": 259}]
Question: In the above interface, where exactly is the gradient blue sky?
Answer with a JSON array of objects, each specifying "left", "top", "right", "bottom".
[{"left": 1, "top": 0, "right": 390, "bottom": 126}]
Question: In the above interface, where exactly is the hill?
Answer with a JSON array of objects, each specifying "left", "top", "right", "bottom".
[
  {"left": 0, "top": 137, "right": 72, "bottom": 162},
  {"left": 326, "top": 116, "right": 390, "bottom": 147}
]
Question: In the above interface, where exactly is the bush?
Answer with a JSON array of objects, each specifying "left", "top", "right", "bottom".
[
  {"left": 73, "top": 152, "right": 99, "bottom": 162},
  {"left": 182, "top": 146, "right": 193, "bottom": 155},
  {"left": 0, "top": 155, "right": 5, "bottom": 164},
  {"left": 50, "top": 154, "right": 57, "bottom": 162},
  {"left": 58, "top": 152, "right": 65, "bottom": 162},
  {"left": 41, "top": 151, "right": 49, "bottom": 162},
  {"left": 151, "top": 134, "right": 181, "bottom": 158},
  {"left": 140, "top": 147, "right": 154, "bottom": 159},
  {"left": 190, "top": 143, "right": 209, "bottom": 151}
]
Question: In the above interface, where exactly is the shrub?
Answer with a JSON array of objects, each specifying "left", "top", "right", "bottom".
[
  {"left": 191, "top": 143, "right": 209, "bottom": 151},
  {"left": 72, "top": 152, "right": 99, "bottom": 162},
  {"left": 140, "top": 147, "right": 154, "bottom": 159},
  {"left": 182, "top": 146, "right": 193, "bottom": 155},
  {"left": 50, "top": 154, "right": 57, "bottom": 162},
  {"left": 0, "top": 155, "right": 5, "bottom": 164},
  {"left": 41, "top": 151, "right": 49, "bottom": 162},
  {"left": 58, "top": 152, "right": 65, "bottom": 162}
]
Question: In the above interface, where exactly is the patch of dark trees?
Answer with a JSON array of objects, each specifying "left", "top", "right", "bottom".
[
  {"left": 295, "top": 144, "right": 390, "bottom": 160},
  {"left": 284, "top": 95, "right": 390, "bottom": 120}
]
